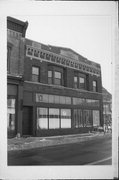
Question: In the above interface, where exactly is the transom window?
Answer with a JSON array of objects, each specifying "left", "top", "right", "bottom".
[{"left": 32, "top": 66, "right": 40, "bottom": 82}]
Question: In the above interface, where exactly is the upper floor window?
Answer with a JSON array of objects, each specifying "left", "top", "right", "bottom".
[
  {"left": 48, "top": 70, "right": 53, "bottom": 84},
  {"left": 79, "top": 77, "right": 85, "bottom": 89},
  {"left": 54, "top": 71, "right": 61, "bottom": 85},
  {"left": 48, "top": 66, "right": 63, "bottom": 86},
  {"left": 7, "top": 46, "right": 11, "bottom": 72},
  {"left": 74, "top": 72, "right": 86, "bottom": 90},
  {"left": 32, "top": 66, "right": 40, "bottom": 82},
  {"left": 93, "top": 80, "right": 97, "bottom": 92},
  {"left": 74, "top": 76, "right": 78, "bottom": 89}
]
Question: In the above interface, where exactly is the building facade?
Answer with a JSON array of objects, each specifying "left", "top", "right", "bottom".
[
  {"left": 7, "top": 17, "right": 28, "bottom": 138},
  {"left": 7, "top": 17, "right": 103, "bottom": 138},
  {"left": 102, "top": 87, "right": 112, "bottom": 129}
]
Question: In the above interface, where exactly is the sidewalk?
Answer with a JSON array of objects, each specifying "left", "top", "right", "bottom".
[{"left": 8, "top": 132, "right": 110, "bottom": 152}]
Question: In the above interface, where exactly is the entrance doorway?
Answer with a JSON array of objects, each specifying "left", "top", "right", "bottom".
[{"left": 23, "top": 106, "right": 33, "bottom": 136}]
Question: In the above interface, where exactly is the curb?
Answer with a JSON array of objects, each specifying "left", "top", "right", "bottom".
[{"left": 8, "top": 132, "right": 109, "bottom": 152}]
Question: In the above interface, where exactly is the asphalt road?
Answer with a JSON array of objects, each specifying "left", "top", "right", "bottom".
[{"left": 8, "top": 134, "right": 112, "bottom": 166}]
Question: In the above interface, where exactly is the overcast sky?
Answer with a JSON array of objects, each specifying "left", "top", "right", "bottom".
[
  {"left": 1, "top": 1, "right": 116, "bottom": 94},
  {"left": 11, "top": 1, "right": 116, "bottom": 94}
]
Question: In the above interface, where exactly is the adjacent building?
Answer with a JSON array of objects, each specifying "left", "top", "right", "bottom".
[
  {"left": 102, "top": 87, "right": 112, "bottom": 129},
  {"left": 7, "top": 17, "right": 103, "bottom": 138}
]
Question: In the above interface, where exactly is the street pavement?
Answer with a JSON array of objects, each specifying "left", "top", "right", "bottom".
[
  {"left": 8, "top": 133, "right": 112, "bottom": 165},
  {"left": 8, "top": 132, "right": 105, "bottom": 151}
]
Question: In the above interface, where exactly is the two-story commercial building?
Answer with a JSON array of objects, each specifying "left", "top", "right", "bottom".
[{"left": 7, "top": 17, "right": 103, "bottom": 138}]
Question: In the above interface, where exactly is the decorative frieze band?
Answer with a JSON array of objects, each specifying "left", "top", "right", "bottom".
[{"left": 26, "top": 45, "right": 101, "bottom": 77}]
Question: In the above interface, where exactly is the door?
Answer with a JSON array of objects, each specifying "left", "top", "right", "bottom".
[{"left": 23, "top": 106, "right": 33, "bottom": 135}]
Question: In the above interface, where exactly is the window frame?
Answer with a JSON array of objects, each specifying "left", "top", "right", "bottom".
[
  {"left": 7, "top": 43, "right": 13, "bottom": 73},
  {"left": 74, "top": 72, "right": 86, "bottom": 90},
  {"left": 32, "top": 66, "right": 40, "bottom": 82},
  {"left": 48, "top": 65, "right": 63, "bottom": 86},
  {"left": 93, "top": 80, "right": 97, "bottom": 92}
]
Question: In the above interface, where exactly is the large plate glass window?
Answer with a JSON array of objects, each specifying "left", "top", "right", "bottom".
[
  {"left": 83, "top": 110, "right": 93, "bottom": 127},
  {"left": 49, "top": 108, "right": 60, "bottom": 129},
  {"left": 74, "top": 109, "right": 83, "bottom": 128},
  {"left": 93, "top": 110, "right": 100, "bottom": 126},
  {"left": 61, "top": 109, "right": 71, "bottom": 128},
  {"left": 37, "top": 108, "right": 48, "bottom": 129}
]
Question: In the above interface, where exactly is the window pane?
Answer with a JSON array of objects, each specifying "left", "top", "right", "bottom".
[
  {"left": 79, "top": 77, "right": 84, "bottom": 83},
  {"left": 32, "top": 67, "right": 39, "bottom": 75},
  {"left": 49, "top": 108, "right": 60, "bottom": 129},
  {"left": 54, "top": 95, "right": 60, "bottom": 104},
  {"left": 48, "top": 70, "right": 52, "bottom": 77},
  {"left": 37, "top": 108, "right": 48, "bottom": 129},
  {"left": 7, "top": 99, "right": 16, "bottom": 131},
  {"left": 78, "top": 109, "right": 83, "bottom": 127},
  {"left": 32, "top": 74, "right": 39, "bottom": 82},
  {"left": 74, "top": 76, "right": 78, "bottom": 82},
  {"left": 65, "top": 97, "right": 71, "bottom": 104},
  {"left": 83, "top": 110, "right": 92, "bottom": 127},
  {"left": 55, "top": 71, "right": 61, "bottom": 79},
  {"left": 74, "top": 76, "right": 78, "bottom": 88},
  {"left": 48, "top": 95, "right": 54, "bottom": 103},
  {"left": 61, "top": 109, "right": 71, "bottom": 128},
  {"left": 60, "top": 96, "right": 65, "bottom": 104},
  {"left": 79, "top": 77, "right": 85, "bottom": 89},
  {"left": 93, "top": 110, "right": 100, "bottom": 126},
  {"left": 93, "top": 81, "right": 97, "bottom": 92},
  {"left": 48, "top": 77, "right": 52, "bottom": 84},
  {"left": 54, "top": 71, "right": 61, "bottom": 85},
  {"left": 54, "top": 78, "right": 61, "bottom": 85},
  {"left": 73, "top": 109, "right": 83, "bottom": 128}
]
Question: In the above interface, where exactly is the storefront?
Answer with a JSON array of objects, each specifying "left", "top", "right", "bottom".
[{"left": 7, "top": 76, "right": 23, "bottom": 138}]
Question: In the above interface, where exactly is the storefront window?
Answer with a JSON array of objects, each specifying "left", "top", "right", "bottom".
[
  {"left": 37, "top": 108, "right": 48, "bottom": 129},
  {"left": 49, "top": 108, "right": 60, "bottom": 129},
  {"left": 7, "top": 98, "right": 16, "bottom": 131},
  {"left": 83, "top": 110, "right": 92, "bottom": 127},
  {"left": 74, "top": 109, "right": 83, "bottom": 128},
  {"left": 93, "top": 110, "right": 100, "bottom": 126},
  {"left": 61, "top": 109, "right": 71, "bottom": 128}
]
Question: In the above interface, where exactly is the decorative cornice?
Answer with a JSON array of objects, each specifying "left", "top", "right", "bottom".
[{"left": 26, "top": 45, "right": 101, "bottom": 77}]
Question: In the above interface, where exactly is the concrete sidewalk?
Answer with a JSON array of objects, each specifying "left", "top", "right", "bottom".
[{"left": 8, "top": 132, "right": 110, "bottom": 151}]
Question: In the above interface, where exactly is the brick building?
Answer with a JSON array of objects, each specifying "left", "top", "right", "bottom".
[
  {"left": 102, "top": 87, "right": 112, "bottom": 129},
  {"left": 7, "top": 17, "right": 103, "bottom": 138}
]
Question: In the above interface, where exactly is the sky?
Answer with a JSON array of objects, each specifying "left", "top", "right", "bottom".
[{"left": 14, "top": 3, "right": 115, "bottom": 94}]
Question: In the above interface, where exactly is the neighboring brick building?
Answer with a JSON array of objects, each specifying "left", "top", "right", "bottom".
[
  {"left": 7, "top": 17, "right": 103, "bottom": 138},
  {"left": 7, "top": 17, "right": 28, "bottom": 138},
  {"left": 102, "top": 87, "right": 112, "bottom": 129}
]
